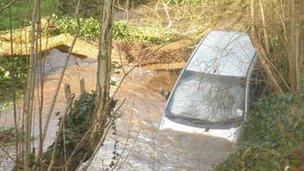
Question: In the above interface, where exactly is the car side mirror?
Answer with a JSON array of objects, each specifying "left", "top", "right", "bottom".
[{"left": 160, "top": 89, "right": 171, "bottom": 100}]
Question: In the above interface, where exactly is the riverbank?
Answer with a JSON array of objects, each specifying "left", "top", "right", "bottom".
[{"left": 215, "top": 86, "right": 304, "bottom": 170}]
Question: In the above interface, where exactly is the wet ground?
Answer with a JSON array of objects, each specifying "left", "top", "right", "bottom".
[{"left": 0, "top": 49, "right": 234, "bottom": 170}]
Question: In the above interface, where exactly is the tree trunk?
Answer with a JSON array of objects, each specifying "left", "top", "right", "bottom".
[
  {"left": 287, "top": 0, "right": 300, "bottom": 92},
  {"left": 92, "top": 0, "right": 115, "bottom": 142},
  {"left": 250, "top": 0, "right": 284, "bottom": 95},
  {"left": 23, "top": 0, "right": 40, "bottom": 169}
]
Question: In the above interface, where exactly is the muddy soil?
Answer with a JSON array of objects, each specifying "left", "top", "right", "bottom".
[{"left": 0, "top": 50, "right": 234, "bottom": 170}]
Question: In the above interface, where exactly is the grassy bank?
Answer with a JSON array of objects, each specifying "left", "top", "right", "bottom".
[
  {"left": 0, "top": 0, "right": 56, "bottom": 31},
  {"left": 49, "top": 15, "right": 176, "bottom": 44},
  {"left": 0, "top": 0, "right": 55, "bottom": 107},
  {"left": 215, "top": 81, "right": 304, "bottom": 170}
]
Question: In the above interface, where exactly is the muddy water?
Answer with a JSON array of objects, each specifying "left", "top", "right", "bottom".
[
  {"left": 0, "top": 50, "right": 234, "bottom": 170},
  {"left": 89, "top": 68, "right": 235, "bottom": 170}
]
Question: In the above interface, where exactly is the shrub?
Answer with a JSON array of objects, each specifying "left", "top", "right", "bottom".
[
  {"left": 50, "top": 15, "right": 175, "bottom": 44},
  {"left": 215, "top": 81, "right": 304, "bottom": 170},
  {"left": 57, "top": 0, "right": 149, "bottom": 17},
  {"left": 0, "top": 56, "right": 27, "bottom": 102},
  {"left": 44, "top": 92, "right": 96, "bottom": 169}
]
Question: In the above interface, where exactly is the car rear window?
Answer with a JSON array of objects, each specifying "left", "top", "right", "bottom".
[{"left": 165, "top": 71, "right": 246, "bottom": 129}]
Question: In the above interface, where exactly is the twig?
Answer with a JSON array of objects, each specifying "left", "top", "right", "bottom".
[
  {"left": 24, "top": 0, "right": 40, "bottom": 169},
  {"left": 65, "top": 43, "right": 164, "bottom": 167},
  {"left": 47, "top": 95, "right": 75, "bottom": 171},
  {"left": 36, "top": 0, "right": 45, "bottom": 169},
  {"left": 81, "top": 99, "right": 127, "bottom": 170},
  {"left": 0, "top": 0, "right": 17, "bottom": 14},
  {"left": 0, "top": 147, "right": 24, "bottom": 169},
  {"left": 77, "top": 117, "right": 116, "bottom": 170},
  {"left": 41, "top": 0, "right": 81, "bottom": 149},
  {"left": 115, "top": 129, "right": 140, "bottom": 171},
  {"left": 8, "top": 5, "right": 20, "bottom": 170},
  {"left": 65, "top": 64, "right": 138, "bottom": 168},
  {"left": 163, "top": 1, "right": 172, "bottom": 29},
  {"left": 258, "top": 0, "right": 270, "bottom": 54},
  {"left": 294, "top": 110, "right": 304, "bottom": 128},
  {"left": 112, "top": 93, "right": 136, "bottom": 170}
]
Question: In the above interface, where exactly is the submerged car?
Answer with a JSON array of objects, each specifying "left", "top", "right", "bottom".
[{"left": 159, "top": 31, "right": 259, "bottom": 142}]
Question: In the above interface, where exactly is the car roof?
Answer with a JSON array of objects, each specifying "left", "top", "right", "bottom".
[{"left": 186, "top": 31, "right": 257, "bottom": 78}]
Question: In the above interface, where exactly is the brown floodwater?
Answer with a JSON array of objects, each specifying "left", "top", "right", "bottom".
[
  {"left": 90, "top": 68, "right": 235, "bottom": 171},
  {"left": 0, "top": 49, "right": 234, "bottom": 170}
]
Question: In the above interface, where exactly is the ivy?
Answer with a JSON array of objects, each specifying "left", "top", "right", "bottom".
[
  {"left": 0, "top": 56, "right": 27, "bottom": 102},
  {"left": 215, "top": 80, "right": 304, "bottom": 170},
  {"left": 49, "top": 15, "right": 175, "bottom": 44}
]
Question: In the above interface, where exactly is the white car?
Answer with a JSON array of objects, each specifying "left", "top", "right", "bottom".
[{"left": 159, "top": 31, "right": 259, "bottom": 142}]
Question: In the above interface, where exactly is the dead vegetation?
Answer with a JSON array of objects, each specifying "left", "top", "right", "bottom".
[
  {"left": 0, "top": 21, "right": 190, "bottom": 70},
  {"left": 116, "top": 42, "right": 191, "bottom": 65}
]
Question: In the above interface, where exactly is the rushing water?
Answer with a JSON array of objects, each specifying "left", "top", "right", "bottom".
[
  {"left": 90, "top": 68, "right": 235, "bottom": 171},
  {"left": 0, "top": 49, "right": 234, "bottom": 170}
]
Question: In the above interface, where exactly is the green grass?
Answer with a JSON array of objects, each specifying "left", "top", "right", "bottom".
[
  {"left": 215, "top": 82, "right": 304, "bottom": 170},
  {"left": 0, "top": 0, "right": 56, "bottom": 31},
  {"left": 1, "top": 0, "right": 175, "bottom": 44},
  {"left": 49, "top": 15, "right": 176, "bottom": 44}
]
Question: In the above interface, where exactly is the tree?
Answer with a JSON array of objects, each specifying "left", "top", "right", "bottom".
[
  {"left": 250, "top": 0, "right": 303, "bottom": 94},
  {"left": 287, "top": 0, "right": 301, "bottom": 92},
  {"left": 23, "top": 0, "right": 41, "bottom": 170},
  {"left": 91, "top": 0, "right": 115, "bottom": 143},
  {"left": 52, "top": 0, "right": 116, "bottom": 169}
]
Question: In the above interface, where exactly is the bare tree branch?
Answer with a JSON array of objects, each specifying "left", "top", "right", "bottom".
[
  {"left": 0, "top": 0, "right": 17, "bottom": 14},
  {"left": 40, "top": 0, "right": 81, "bottom": 151},
  {"left": 47, "top": 95, "right": 75, "bottom": 171}
]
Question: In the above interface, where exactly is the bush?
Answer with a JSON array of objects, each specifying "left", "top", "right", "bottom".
[
  {"left": 113, "top": 20, "right": 174, "bottom": 44},
  {"left": 50, "top": 15, "right": 99, "bottom": 38},
  {"left": 0, "top": 56, "right": 27, "bottom": 102},
  {"left": 165, "top": 0, "right": 202, "bottom": 5},
  {"left": 215, "top": 82, "right": 304, "bottom": 170},
  {"left": 56, "top": 0, "right": 102, "bottom": 18},
  {"left": 45, "top": 92, "right": 96, "bottom": 169},
  {"left": 50, "top": 15, "right": 175, "bottom": 44},
  {"left": 57, "top": 0, "right": 149, "bottom": 17}
]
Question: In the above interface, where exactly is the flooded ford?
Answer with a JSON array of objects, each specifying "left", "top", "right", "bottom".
[{"left": 1, "top": 49, "right": 234, "bottom": 170}]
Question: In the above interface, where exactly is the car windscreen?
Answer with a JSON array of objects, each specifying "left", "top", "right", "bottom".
[{"left": 165, "top": 70, "right": 246, "bottom": 129}]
